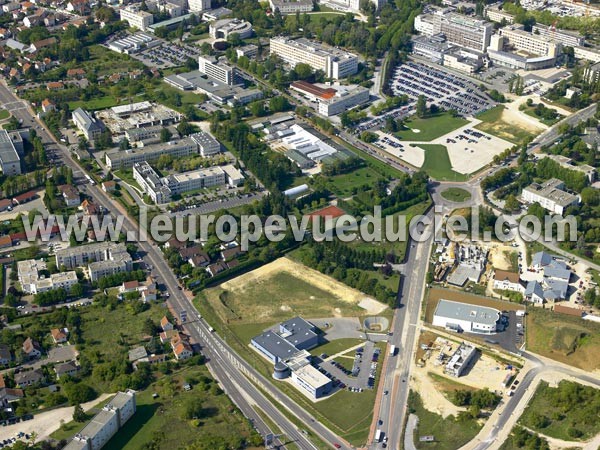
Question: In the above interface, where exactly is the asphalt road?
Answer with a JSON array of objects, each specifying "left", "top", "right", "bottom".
[
  {"left": 370, "top": 206, "right": 436, "bottom": 450},
  {"left": 531, "top": 102, "right": 597, "bottom": 150},
  {"left": 0, "top": 82, "right": 332, "bottom": 450}
]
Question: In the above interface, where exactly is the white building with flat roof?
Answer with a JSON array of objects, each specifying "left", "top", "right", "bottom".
[
  {"left": 269, "top": 0, "right": 313, "bottom": 14},
  {"left": 188, "top": 0, "right": 211, "bottom": 12},
  {"left": 190, "top": 131, "right": 221, "bottom": 157},
  {"left": 432, "top": 299, "right": 500, "bottom": 334},
  {"left": 270, "top": 37, "right": 359, "bottom": 79},
  {"left": 105, "top": 137, "right": 198, "bottom": 169},
  {"left": 120, "top": 5, "right": 154, "bottom": 31},
  {"left": 522, "top": 178, "right": 579, "bottom": 215},
  {"left": 198, "top": 55, "right": 238, "bottom": 85},
  {"left": 18, "top": 259, "right": 78, "bottom": 294},
  {"left": 209, "top": 18, "right": 253, "bottom": 40},
  {"left": 0, "top": 129, "right": 21, "bottom": 176}
]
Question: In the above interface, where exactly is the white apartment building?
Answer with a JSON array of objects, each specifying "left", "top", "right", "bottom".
[
  {"left": 270, "top": 37, "right": 359, "bottom": 80},
  {"left": 269, "top": 0, "right": 313, "bottom": 14},
  {"left": 18, "top": 259, "right": 78, "bottom": 295},
  {"left": 198, "top": 55, "right": 237, "bottom": 85},
  {"left": 415, "top": 13, "right": 436, "bottom": 36},
  {"left": 63, "top": 391, "right": 136, "bottom": 450},
  {"left": 187, "top": 0, "right": 211, "bottom": 12},
  {"left": 521, "top": 178, "right": 579, "bottom": 215},
  {"left": 120, "top": 5, "right": 154, "bottom": 31},
  {"left": 55, "top": 243, "right": 133, "bottom": 283},
  {"left": 484, "top": 4, "right": 515, "bottom": 24},
  {"left": 531, "top": 24, "right": 584, "bottom": 48}
]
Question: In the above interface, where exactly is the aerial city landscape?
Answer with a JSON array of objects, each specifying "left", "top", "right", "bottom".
[{"left": 0, "top": 0, "right": 599, "bottom": 447}]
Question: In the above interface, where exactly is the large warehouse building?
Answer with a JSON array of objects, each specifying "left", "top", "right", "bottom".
[{"left": 432, "top": 299, "right": 500, "bottom": 334}]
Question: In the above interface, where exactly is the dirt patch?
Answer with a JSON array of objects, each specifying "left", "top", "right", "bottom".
[
  {"left": 412, "top": 366, "right": 464, "bottom": 418},
  {"left": 358, "top": 297, "right": 389, "bottom": 315},
  {"left": 489, "top": 245, "right": 517, "bottom": 271}
]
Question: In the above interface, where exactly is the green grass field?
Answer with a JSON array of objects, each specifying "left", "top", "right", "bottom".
[
  {"left": 69, "top": 95, "right": 121, "bottom": 111},
  {"left": 323, "top": 165, "right": 384, "bottom": 197},
  {"left": 526, "top": 307, "right": 600, "bottom": 371},
  {"left": 475, "top": 106, "right": 536, "bottom": 144},
  {"left": 0, "top": 110, "right": 10, "bottom": 120},
  {"left": 394, "top": 113, "right": 469, "bottom": 142},
  {"left": 417, "top": 144, "right": 468, "bottom": 181},
  {"left": 440, "top": 187, "right": 471, "bottom": 202},
  {"left": 408, "top": 391, "right": 482, "bottom": 450},
  {"left": 519, "top": 380, "right": 600, "bottom": 441},
  {"left": 523, "top": 108, "right": 563, "bottom": 126}
]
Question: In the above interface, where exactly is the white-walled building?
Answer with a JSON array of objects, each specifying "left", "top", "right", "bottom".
[
  {"left": 18, "top": 259, "right": 78, "bottom": 294},
  {"left": 290, "top": 81, "right": 370, "bottom": 116},
  {"left": 188, "top": 0, "right": 211, "bottom": 12},
  {"left": 198, "top": 55, "right": 238, "bottom": 85},
  {"left": 522, "top": 178, "right": 579, "bottom": 215},
  {"left": 120, "top": 5, "right": 154, "bottom": 31},
  {"left": 209, "top": 18, "right": 253, "bottom": 40},
  {"left": 269, "top": 0, "right": 313, "bottom": 14},
  {"left": 432, "top": 299, "right": 500, "bottom": 334},
  {"left": 493, "top": 269, "right": 524, "bottom": 293},
  {"left": 270, "top": 37, "right": 359, "bottom": 79}
]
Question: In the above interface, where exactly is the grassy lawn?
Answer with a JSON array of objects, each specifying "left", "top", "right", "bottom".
[
  {"left": 519, "top": 380, "right": 600, "bottom": 441},
  {"left": 523, "top": 107, "right": 563, "bottom": 126},
  {"left": 440, "top": 187, "right": 471, "bottom": 203},
  {"left": 394, "top": 113, "right": 469, "bottom": 142},
  {"left": 525, "top": 307, "right": 600, "bottom": 371},
  {"left": 69, "top": 96, "right": 121, "bottom": 111},
  {"left": 202, "top": 271, "right": 364, "bottom": 326},
  {"left": 287, "top": 12, "right": 345, "bottom": 23},
  {"left": 323, "top": 165, "right": 384, "bottom": 197},
  {"left": 427, "top": 372, "right": 478, "bottom": 402},
  {"left": 331, "top": 136, "right": 405, "bottom": 179},
  {"left": 408, "top": 391, "right": 482, "bottom": 450},
  {"left": 0, "top": 110, "right": 10, "bottom": 120},
  {"left": 107, "top": 366, "right": 261, "bottom": 449},
  {"left": 195, "top": 278, "right": 381, "bottom": 445},
  {"left": 474, "top": 106, "right": 536, "bottom": 145},
  {"left": 417, "top": 144, "right": 469, "bottom": 181}
]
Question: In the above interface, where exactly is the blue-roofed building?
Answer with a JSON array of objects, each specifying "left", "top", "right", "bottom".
[{"left": 530, "top": 251, "right": 553, "bottom": 270}]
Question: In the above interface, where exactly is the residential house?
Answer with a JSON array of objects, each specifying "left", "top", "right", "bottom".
[
  {"left": 159, "top": 329, "right": 178, "bottom": 344},
  {"left": 141, "top": 288, "right": 157, "bottom": 302},
  {"left": 220, "top": 246, "right": 242, "bottom": 261},
  {"left": 50, "top": 327, "right": 69, "bottom": 344},
  {"left": 54, "top": 361, "right": 79, "bottom": 379},
  {"left": 0, "top": 235, "right": 12, "bottom": 249},
  {"left": 22, "top": 337, "right": 42, "bottom": 359},
  {"left": 46, "top": 81, "right": 64, "bottom": 91},
  {"left": 128, "top": 346, "right": 148, "bottom": 363},
  {"left": 0, "top": 387, "right": 24, "bottom": 407},
  {"left": 58, "top": 184, "right": 80, "bottom": 207},
  {"left": 493, "top": 270, "right": 524, "bottom": 293},
  {"left": 15, "top": 369, "right": 44, "bottom": 387},
  {"left": 160, "top": 316, "right": 174, "bottom": 332},
  {"left": 81, "top": 199, "right": 100, "bottom": 216},
  {"left": 29, "top": 37, "right": 57, "bottom": 52},
  {"left": 66, "top": 0, "right": 89, "bottom": 14},
  {"left": 66, "top": 68, "right": 86, "bottom": 78},
  {"left": 0, "top": 345, "right": 12, "bottom": 366},
  {"left": 41, "top": 98, "right": 55, "bottom": 113},
  {"left": 102, "top": 181, "right": 116, "bottom": 193},
  {"left": 206, "top": 261, "right": 227, "bottom": 277},
  {"left": 120, "top": 280, "right": 140, "bottom": 294},
  {"left": 189, "top": 253, "right": 209, "bottom": 268}
]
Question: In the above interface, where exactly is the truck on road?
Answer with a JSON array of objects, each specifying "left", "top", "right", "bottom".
[
  {"left": 389, "top": 345, "right": 396, "bottom": 356},
  {"left": 375, "top": 429, "right": 382, "bottom": 442}
]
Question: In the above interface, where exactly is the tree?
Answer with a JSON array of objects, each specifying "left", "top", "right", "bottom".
[
  {"left": 505, "top": 194, "right": 520, "bottom": 212},
  {"left": 70, "top": 283, "right": 84, "bottom": 298},
  {"left": 416, "top": 94, "right": 427, "bottom": 118},
  {"left": 176, "top": 119, "right": 194, "bottom": 136},
  {"left": 73, "top": 404, "right": 87, "bottom": 422},
  {"left": 294, "top": 63, "right": 313, "bottom": 80},
  {"left": 160, "top": 127, "right": 173, "bottom": 143},
  {"left": 119, "top": 137, "right": 130, "bottom": 150},
  {"left": 269, "top": 96, "right": 291, "bottom": 113}
]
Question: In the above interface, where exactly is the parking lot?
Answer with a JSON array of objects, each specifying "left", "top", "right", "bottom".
[
  {"left": 313, "top": 341, "right": 382, "bottom": 393},
  {"left": 391, "top": 61, "right": 494, "bottom": 117},
  {"left": 133, "top": 41, "right": 202, "bottom": 69}
]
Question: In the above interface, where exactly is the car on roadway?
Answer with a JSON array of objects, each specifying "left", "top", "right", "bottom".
[{"left": 333, "top": 444, "right": 341, "bottom": 449}]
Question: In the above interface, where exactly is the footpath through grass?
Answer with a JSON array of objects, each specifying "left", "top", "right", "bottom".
[
  {"left": 394, "top": 113, "right": 469, "bottom": 142},
  {"left": 417, "top": 144, "right": 469, "bottom": 181}
]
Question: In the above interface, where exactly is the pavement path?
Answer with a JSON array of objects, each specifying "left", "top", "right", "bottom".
[{"left": 404, "top": 414, "right": 418, "bottom": 450}]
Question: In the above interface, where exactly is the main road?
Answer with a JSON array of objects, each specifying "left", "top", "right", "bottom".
[{"left": 0, "top": 81, "right": 350, "bottom": 450}]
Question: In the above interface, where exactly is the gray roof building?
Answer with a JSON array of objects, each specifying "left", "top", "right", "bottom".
[
  {"left": 432, "top": 299, "right": 499, "bottom": 334},
  {"left": 0, "top": 130, "right": 21, "bottom": 176},
  {"left": 72, "top": 108, "right": 105, "bottom": 141}
]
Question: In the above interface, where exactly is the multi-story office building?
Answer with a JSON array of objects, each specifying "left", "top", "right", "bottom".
[
  {"left": 188, "top": 0, "right": 211, "bottom": 12},
  {"left": 119, "top": 5, "right": 154, "bottom": 31},
  {"left": 484, "top": 3, "right": 514, "bottom": 24},
  {"left": 133, "top": 162, "right": 244, "bottom": 204},
  {"left": 198, "top": 55, "right": 238, "bottom": 85},
  {"left": 531, "top": 24, "right": 584, "bottom": 48},
  {"left": 72, "top": 108, "right": 106, "bottom": 141},
  {"left": 432, "top": 11, "right": 494, "bottom": 52},
  {"left": 414, "top": 13, "right": 436, "bottom": 36},
  {"left": 522, "top": 178, "right": 579, "bottom": 215},
  {"left": 574, "top": 45, "right": 600, "bottom": 63},
  {"left": 105, "top": 137, "right": 198, "bottom": 169},
  {"left": 63, "top": 391, "right": 136, "bottom": 450},
  {"left": 499, "top": 25, "right": 560, "bottom": 56},
  {"left": 290, "top": 81, "right": 370, "bottom": 116},
  {"left": 208, "top": 18, "right": 253, "bottom": 40},
  {"left": 270, "top": 37, "right": 359, "bottom": 79},
  {"left": 190, "top": 131, "right": 221, "bottom": 157},
  {"left": 269, "top": 0, "right": 313, "bottom": 14},
  {"left": 0, "top": 129, "right": 21, "bottom": 176}
]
